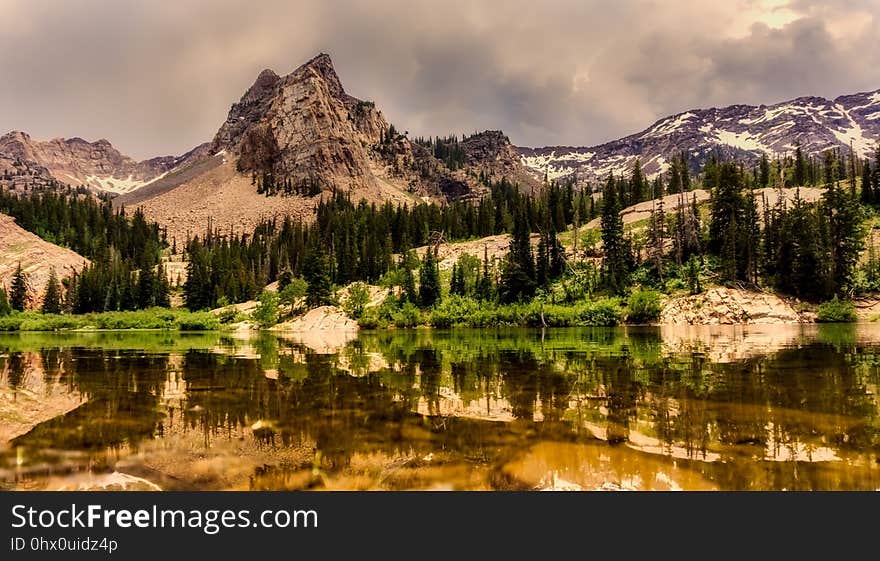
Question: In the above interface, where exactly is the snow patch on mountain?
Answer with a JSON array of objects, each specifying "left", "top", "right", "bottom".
[
  {"left": 713, "top": 130, "right": 771, "bottom": 153},
  {"left": 85, "top": 175, "right": 150, "bottom": 194},
  {"left": 517, "top": 87, "right": 880, "bottom": 187}
]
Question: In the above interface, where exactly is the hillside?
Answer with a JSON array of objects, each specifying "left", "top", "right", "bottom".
[
  {"left": 0, "top": 213, "right": 89, "bottom": 308},
  {"left": 519, "top": 89, "right": 880, "bottom": 185}
]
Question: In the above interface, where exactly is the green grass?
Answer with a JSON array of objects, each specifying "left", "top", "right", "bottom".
[
  {"left": 0, "top": 308, "right": 221, "bottom": 332},
  {"left": 359, "top": 295, "right": 625, "bottom": 329}
]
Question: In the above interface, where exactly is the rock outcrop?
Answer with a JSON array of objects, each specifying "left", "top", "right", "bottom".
[{"left": 661, "top": 287, "right": 804, "bottom": 325}]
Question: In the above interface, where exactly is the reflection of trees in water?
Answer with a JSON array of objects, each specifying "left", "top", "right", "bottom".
[
  {"left": 10, "top": 349, "right": 169, "bottom": 452},
  {"left": 3, "top": 331, "right": 879, "bottom": 489}
]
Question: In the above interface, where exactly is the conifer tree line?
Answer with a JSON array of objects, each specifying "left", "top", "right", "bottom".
[
  {"left": 615, "top": 146, "right": 880, "bottom": 301},
  {"left": 412, "top": 135, "right": 467, "bottom": 170},
  {"left": 0, "top": 184, "right": 169, "bottom": 313},
  {"left": 181, "top": 178, "right": 595, "bottom": 310},
  {"left": 3, "top": 142, "right": 879, "bottom": 317}
]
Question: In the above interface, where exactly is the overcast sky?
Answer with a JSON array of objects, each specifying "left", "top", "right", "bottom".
[{"left": 1, "top": 0, "right": 878, "bottom": 160}]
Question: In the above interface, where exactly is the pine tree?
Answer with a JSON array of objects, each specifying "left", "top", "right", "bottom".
[
  {"left": 794, "top": 145, "right": 807, "bottom": 186},
  {"left": 449, "top": 263, "right": 466, "bottom": 296},
  {"left": 184, "top": 240, "right": 213, "bottom": 311},
  {"left": 402, "top": 261, "right": 418, "bottom": 303},
  {"left": 476, "top": 245, "right": 494, "bottom": 301},
  {"left": 741, "top": 185, "right": 761, "bottom": 285},
  {"left": 862, "top": 159, "right": 874, "bottom": 206},
  {"left": 709, "top": 162, "right": 746, "bottom": 282},
  {"left": 0, "top": 285, "right": 11, "bottom": 316},
  {"left": 154, "top": 264, "right": 171, "bottom": 308},
  {"left": 600, "top": 174, "right": 631, "bottom": 293},
  {"left": 822, "top": 175, "right": 864, "bottom": 294},
  {"left": 137, "top": 266, "right": 156, "bottom": 309},
  {"left": 419, "top": 248, "right": 441, "bottom": 307},
  {"left": 41, "top": 268, "right": 62, "bottom": 314},
  {"left": 536, "top": 235, "right": 549, "bottom": 288},
  {"left": 499, "top": 207, "right": 536, "bottom": 302},
  {"left": 10, "top": 262, "right": 29, "bottom": 312},
  {"left": 302, "top": 244, "right": 333, "bottom": 307},
  {"left": 873, "top": 145, "right": 880, "bottom": 202},
  {"left": 647, "top": 196, "right": 666, "bottom": 281},
  {"left": 759, "top": 153, "right": 771, "bottom": 187},
  {"left": 548, "top": 226, "right": 565, "bottom": 279},
  {"left": 630, "top": 159, "right": 645, "bottom": 203},
  {"left": 668, "top": 162, "right": 682, "bottom": 195},
  {"left": 679, "top": 153, "right": 691, "bottom": 192}
]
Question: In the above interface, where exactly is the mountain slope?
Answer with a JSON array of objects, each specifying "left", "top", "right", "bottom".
[
  {"left": 519, "top": 89, "right": 880, "bottom": 185},
  {"left": 0, "top": 131, "right": 204, "bottom": 195},
  {"left": 0, "top": 213, "right": 89, "bottom": 309}
]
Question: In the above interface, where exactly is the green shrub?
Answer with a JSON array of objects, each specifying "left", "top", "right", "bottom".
[
  {"left": 0, "top": 314, "right": 25, "bottom": 331},
  {"left": 18, "top": 314, "right": 82, "bottom": 331},
  {"left": 217, "top": 305, "right": 239, "bottom": 324},
  {"left": 392, "top": 302, "right": 423, "bottom": 328},
  {"left": 428, "top": 295, "right": 481, "bottom": 327},
  {"left": 176, "top": 312, "right": 221, "bottom": 331},
  {"left": 343, "top": 282, "right": 370, "bottom": 319},
  {"left": 357, "top": 307, "right": 383, "bottom": 329},
  {"left": 626, "top": 289, "right": 663, "bottom": 323},
  {"left": 578, "top": 298, "right": 623, "bottom": 326},
  {"left": 252, "top": 291, "right": 280, "bottom": 327},
  {"left": 816, "top": 296, "right": 857, "bottom": 323}
]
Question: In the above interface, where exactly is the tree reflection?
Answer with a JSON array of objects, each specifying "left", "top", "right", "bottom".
[{"left": 1, "top": 327, "right": 878, "bottom": 490}]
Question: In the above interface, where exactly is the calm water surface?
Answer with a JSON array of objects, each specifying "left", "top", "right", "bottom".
[{"left": 1, "top": 325, "right": 878, "bottom": 491}]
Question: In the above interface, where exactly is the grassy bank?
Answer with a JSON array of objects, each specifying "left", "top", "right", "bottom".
[
  {"left": 0, "top": 308, "right": 221, "bottom": 332},
  {"left": 356, "top": 294, "right": 652, "bottom": 329}
]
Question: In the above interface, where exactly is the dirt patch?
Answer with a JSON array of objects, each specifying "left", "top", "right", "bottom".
[
  {"left": 585, "top": 187, "right": 825, "bottom": 230},
  {"left": 411, "top": 233, "right": 545, "bottom": 270}
]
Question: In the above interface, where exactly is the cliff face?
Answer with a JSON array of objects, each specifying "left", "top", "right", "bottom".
[{"left": 212, "top": 54, "right": 396, "bottom": 194}]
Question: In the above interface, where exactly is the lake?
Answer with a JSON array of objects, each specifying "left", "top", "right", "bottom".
[{"left": 1, "top": 325, "right": 878, "bottom": 491}]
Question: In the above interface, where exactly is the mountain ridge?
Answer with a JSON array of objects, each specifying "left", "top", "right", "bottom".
[
  {"left": 518, "top": 88, "right": 880, "bottom": 185},
  {"left": 0, "top": 130, "right": 203, "bottom": 194}
]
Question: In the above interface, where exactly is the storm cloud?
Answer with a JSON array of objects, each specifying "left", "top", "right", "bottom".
[{"left": 1, "top": 0, "right": 878, "bottom": 159}]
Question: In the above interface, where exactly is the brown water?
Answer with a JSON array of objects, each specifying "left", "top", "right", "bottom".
[{"left": 1, "top": 325, "right": 878, "bottom": 491}]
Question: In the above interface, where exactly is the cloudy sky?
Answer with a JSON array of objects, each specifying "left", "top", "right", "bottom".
[{"left": 1, "top": 0, "right": 878, "bottom": 159}]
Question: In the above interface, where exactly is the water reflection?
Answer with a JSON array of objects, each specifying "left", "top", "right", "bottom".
[{"left": 0, "top": 325, "right": 878, "bottom": 491}]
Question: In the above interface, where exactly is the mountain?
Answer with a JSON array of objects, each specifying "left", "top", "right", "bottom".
[
  {"left": 206, "top": 53, "right": 531, "bottom": 199},
  {"left": 518, "top": 89, "right": 880, "bottom": 185},
  {"left": 0, "top": 131, "right": 206, "bottom": 194},
  {"left": 115, "top": 53, "right": 534, "bottom": 243}
]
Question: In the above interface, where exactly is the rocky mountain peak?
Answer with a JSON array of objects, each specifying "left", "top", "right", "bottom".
[{"left": 210, "top": 52, "right": 394, "bottom": 194}]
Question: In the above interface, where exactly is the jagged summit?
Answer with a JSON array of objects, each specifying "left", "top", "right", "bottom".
[{"left": 206, "top": 51, "right": 528, "bottom": 200}]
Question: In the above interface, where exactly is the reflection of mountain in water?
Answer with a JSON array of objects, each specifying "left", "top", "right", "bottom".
[{"left": 0, "top": 326, "right": 878, "bottom": 491}]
